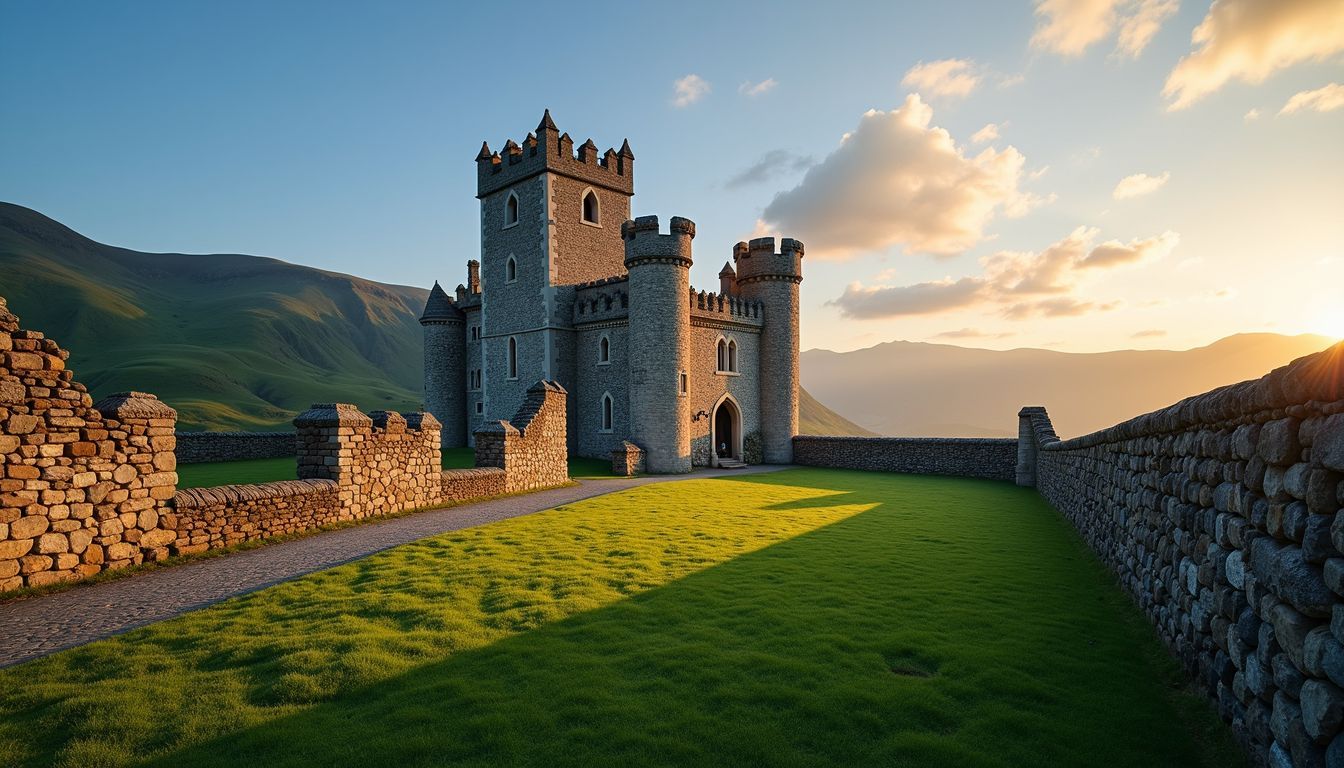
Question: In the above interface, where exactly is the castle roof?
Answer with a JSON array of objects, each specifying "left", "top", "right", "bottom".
[
  {"left": 419, "top": 281, "right": 462, "bottom": 324},
  {"left": 719, "top": 261, "right": 736, "bottom": 277}
]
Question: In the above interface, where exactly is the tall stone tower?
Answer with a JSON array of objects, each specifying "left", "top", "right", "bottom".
[
  {"left": 474, "top": 110, "right": 634, "bottom": 422},
  {"left": 624, "top": 215, "right": 694, "bottom": 474},
  {"left": 420, "top": 282, "right": 466, "bottom": 447},
  {"left": 735, "top": 237, "right": 803, "bottom": 463}
]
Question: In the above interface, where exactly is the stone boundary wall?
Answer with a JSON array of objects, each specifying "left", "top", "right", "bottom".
[
  {"left": 174, "top": 432, "right": 295, "bottom": 464},
  {"left": 792, "top": 435, "right": 1017, "bottom": 482},
  {"left": 1019, "top": 342, "right": 1344, "bottom": 768},
  {"left": 0, "top": 292, "right": 570, "bottom": 594}
]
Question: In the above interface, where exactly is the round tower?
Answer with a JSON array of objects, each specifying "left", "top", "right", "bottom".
[
  {"left": 420, "top": 281, "right": 467, "bottom": 448},
  {"left": 735, "top": 237, "right": 803, "bottom": 464},
  {"left": 623, "top": 215, "right": 694, "bottom": 474}
]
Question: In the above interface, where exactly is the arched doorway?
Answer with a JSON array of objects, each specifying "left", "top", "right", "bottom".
[{"left": 711, "top": 395, "right": 742, "bottom": 466}]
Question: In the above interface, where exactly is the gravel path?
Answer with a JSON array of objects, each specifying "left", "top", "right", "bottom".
[{"left": 0, "top": 466, "right": 785, "bottom": 668}]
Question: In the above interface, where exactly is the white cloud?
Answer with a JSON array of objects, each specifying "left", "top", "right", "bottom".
[
  {"left": 830, "top": 225, "right": 1177, "bottom": 319},
  {"left": 1112, "top": 171, "right": 1171, "bottom": 199},
  {"left": 901, "top": 59, "right": 982, "bottom": 99},
  {"left": 672, "top": 74, "right": 710, "bottom": 107},
  {"left": 971, "top": 123, "right": 1001, "bottom": 144},
  {"left": 762, "top": 95, "right": 1044, "bottom": 259},
  {"left": 1244, "top": 108, "right": 1262, "bottom": 121},
  {"left": 1031, "top": 0, "right": 1176, "bottom": 58},
  {"left": 739, "top": 78, "right": 778, "bottom": 97},
  {"left": 1164, "top": 0, "right": 1344, "bottom": 110},
  {"left": 1279, "top": 83, "right": 1344, "bottom": 115}
]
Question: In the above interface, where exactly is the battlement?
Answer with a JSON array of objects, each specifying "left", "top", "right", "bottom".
[
  {"left": 622, "top": 215, "right": 695, "bottom": 268},
  {"left": 689, "top": 287, "right": 763, "bottom": 326},
  {"left": 573, "top": 276, "right": 630, "bottom": 324},
  {"left": 733, "top": 235, "right": 804, "bottom": 285},
  {"left": 477, "top": 109, "right": 634, "bottom": 198}
]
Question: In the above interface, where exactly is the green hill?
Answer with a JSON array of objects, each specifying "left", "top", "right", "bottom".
[
  {"left": 0, "top": 202, "right": 429, "bottom": 431},
  {"left": 799, "top": 386, "right": 875, "bottom": 436},
  {"left": 1, "top": 202, "right": 870, "bottom": 436}
]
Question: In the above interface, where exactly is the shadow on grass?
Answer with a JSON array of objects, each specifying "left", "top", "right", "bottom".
[{"left": 126, "top": 470, "right": 1237, "bottom": 768}]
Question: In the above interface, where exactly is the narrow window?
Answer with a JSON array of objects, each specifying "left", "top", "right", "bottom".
[
  {"left": 601, "top": 393, "right": 613, "bottom": 431},
  {"left": 717, "top": 338, "right": 727, "bottom": 372},
  {"left": 507, "top": 256, "right": 517, "bottom": 283},
  {"left": 476, "top": 401, "right": 483, "bottom": 414},
  {"left": 599, "top": 336, "right": 610, "bottom": 363},
  {"left": 504, "top": 192, "right": 519, "bottom": 226},
  {"left": 679, "top": 371, "right": 688, "bottom": 396},
  {"left": 582, "top": 190, "right": 599, "bottom": 224},
  {"left": 728, "top": 339, "right": 738, "bottom": 372},
  {"left": 508, "top": 336, "right": 518, "bottom": 379}
]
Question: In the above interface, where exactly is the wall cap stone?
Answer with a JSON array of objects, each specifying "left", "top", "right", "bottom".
[
  {"left": 293, "top": 403, "right": 374, "bottom": 428},
  {"left": 93, "top": 391, "right": 177, "bottom": 420}
]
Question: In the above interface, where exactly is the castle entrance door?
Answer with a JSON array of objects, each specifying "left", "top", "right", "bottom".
[{"left": 712, "top": 397, "right": 740, "bottom": 465}]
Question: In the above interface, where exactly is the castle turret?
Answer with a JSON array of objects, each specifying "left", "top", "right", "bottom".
[
  {"left": 719, "top": 261, "right": 737, "bottom": 296},
  {"left": 420, "top": 281, "right": 467, "bottom": 448},
  {"left": 624, "top": 215, "right": 694, "bottom": 473},
  {"left": 735, "top": 237, "right": 803, "bottom": 463}
]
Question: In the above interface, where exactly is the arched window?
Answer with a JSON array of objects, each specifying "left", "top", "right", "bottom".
[
  {"left": 582, "top": 190, "right": 599, "bottom": 225},
  {"left": 728, "top": 339, "right": 738, "bottom": 372},
  {"left": 601, "top": 393, "right": 613, "bottom": 432},
  {"left": 716, "top": 338, "right": 728, "bottom": 372},
  {"left": 508, "top": 336, "right": 518, "bottom": 379},
  {"left": 506, "top": 256, "right": 517, "bottom": 283},
  {"left": 504, "top": 192, "right": 519, "bottom": 227},
  {"left": 599, "top": 335, "right": 610, "bottom": 364}
]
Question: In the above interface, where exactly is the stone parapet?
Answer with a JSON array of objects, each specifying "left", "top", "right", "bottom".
[
  {"left": 792, "top": 436, "right": 1017, "bottom": 481},
  {"left": 475, "top": 380, "right": 569, "bottom": 491},
  {"left": 1021, "top": 342, "right": 1344, "bottom": 767}
]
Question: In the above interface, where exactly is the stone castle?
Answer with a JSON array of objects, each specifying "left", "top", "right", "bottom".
[{"left": 420, "top": 111, "right": 804, "bottom": 473}]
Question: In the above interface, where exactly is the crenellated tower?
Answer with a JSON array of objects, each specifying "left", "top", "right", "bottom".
[
  {"left": 419, "top": 281, "right": 466, "bottom": 447},
  {"left": 624, "top": 215, "right": 694, "bottom": 473},
  {"left": 734, "top": 236, "right": 804, "bottom": 463}
]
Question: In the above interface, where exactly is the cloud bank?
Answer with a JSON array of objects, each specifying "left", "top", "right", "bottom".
[
  {"left": 829, "top": 226, "right": 1178, "bottom": 319},
  {"left": 762, "top": 95, "right": 1045, "bottom": 259},
  {"left": 1164, "top": 0, "right": 1344, "bottom": 110},
  {"left": 1280, "top": 83, "right": 1344, "bottom": 115}
]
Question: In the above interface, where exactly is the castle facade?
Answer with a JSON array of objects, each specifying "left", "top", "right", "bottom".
[{"left": 420, "top": 111, "right": 803, "bottom": 473}]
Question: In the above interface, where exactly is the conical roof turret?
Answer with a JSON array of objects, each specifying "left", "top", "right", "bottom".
[{"left": 419, "top": 281, "right": 462, "bottom": 325}]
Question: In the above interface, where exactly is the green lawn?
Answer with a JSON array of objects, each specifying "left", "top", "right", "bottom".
[
  {"left": 176, "top": 450, "right": 616, "bottom": 489},
  {"left": 0, "top": 469, "right": 1240, "bottom": 767}
]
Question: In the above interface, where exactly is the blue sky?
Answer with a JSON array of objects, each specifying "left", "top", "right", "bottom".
[{"left": 3, "top": 0, "right": 1341, "bottom": 352}]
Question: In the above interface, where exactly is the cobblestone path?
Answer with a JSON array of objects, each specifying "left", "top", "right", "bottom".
[{"left": 0, "top": 466, "right": 784, "bottom": 667}]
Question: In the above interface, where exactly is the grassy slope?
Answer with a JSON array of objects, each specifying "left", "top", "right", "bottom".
[
  {"left": 0, "top": 469, "right": 1239, "bottom": 767},
  {"left": 0, "top": 202, "right": 429, "bottom": 431},
  {"left": 799, "top": 386, "right": 875, "bottom": 436}
]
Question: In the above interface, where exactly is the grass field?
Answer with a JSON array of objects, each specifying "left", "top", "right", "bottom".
[
  {"left": 176, "top": 450, "right": 617, "bottom": 489},
  {"left": 0, "top": 469, "right": 1240, "bottom": 767}
]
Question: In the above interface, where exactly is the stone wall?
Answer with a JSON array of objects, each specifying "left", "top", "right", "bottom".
[
  {"left": 1, "top": 297, "right": 178, "bottom": 590},
  {"left": 792, "top": 435, "right": 1018, "bottom": 481},
  {"left": 475, "top": 380, "right": 569, "bottom": 492},
  {"left": 1, "top": 292, "right": 571, "bottom": 594},
  {"left": 1019, "top": 342, "right": 1344, "bottom": 768},
  {"left": 174, "top": 431, "right": 295, "bottom": 464}
]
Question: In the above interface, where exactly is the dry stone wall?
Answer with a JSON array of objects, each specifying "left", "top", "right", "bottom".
[
  {"left": 1020, "top": 342, "right": 1344, "bottom": 768},
  {"left": 175, "top": 432, "right": 295, "bottom": 464},
  {"left": 1, "top": 290, "right": 570, "bottom": 594},
  {"left": 792, "top": 436, "right": 1017, "bottom": 481},
  {"left": 1, "top": 297, "right": 178, "bottom": 590}
]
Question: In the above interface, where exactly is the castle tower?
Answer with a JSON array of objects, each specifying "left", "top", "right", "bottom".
[
  {"left": 474, "top": 110, "right": 635, "bottom": 422},
  {"left": 735, "top": 237, "right": 804, "bottom": 463},
  {"left": 623, "top": 215, "right": 694, "bottom": 473},
  {"left": 420, "top": 282, "right": 467, "bottom": 448}
]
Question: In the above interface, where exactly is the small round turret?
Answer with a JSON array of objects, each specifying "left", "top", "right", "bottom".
[
  {"left": 735, "top": 237, "right": 803, "bottom": 464},
  {"left": 420, "top": 282, "right": 467, "bottom": 448}
]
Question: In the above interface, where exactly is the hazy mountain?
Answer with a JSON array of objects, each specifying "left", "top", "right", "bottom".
[
  {"left": 0, "top": 202, "right": 861, "bottom": 436},
  {"left": 802, "top": 334, "right": 1337, "bottom": 439}
]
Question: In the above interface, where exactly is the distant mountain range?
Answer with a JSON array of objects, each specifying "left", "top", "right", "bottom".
[
  {"left": 802, "top": 333, "right": 1336, "bottom": 439},
  {"left": 0, "top": 202, "right": 868, "bottom": 435}
]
